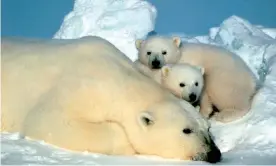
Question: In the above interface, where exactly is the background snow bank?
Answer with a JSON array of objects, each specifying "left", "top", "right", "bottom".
[
  {"left": 1, "top": 0, "right": 276, "bottom": 164},
  {"left": 53, "top": 0, "right": 157, "bottom": 61}
]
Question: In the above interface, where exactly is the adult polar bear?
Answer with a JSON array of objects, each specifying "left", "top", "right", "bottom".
[{"left": 1, "top": 36, "right": 221, "bottom": 163}]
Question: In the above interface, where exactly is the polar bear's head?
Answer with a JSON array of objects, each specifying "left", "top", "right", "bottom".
[
  {"left": 135, "top": 36, "right": 182, "bottom": 69},
  {"left": 160, "top": 64, "right": 205, "bottom": 105},
  {"left": 125, "top": 99, "right": 221, "bottom": 163}
]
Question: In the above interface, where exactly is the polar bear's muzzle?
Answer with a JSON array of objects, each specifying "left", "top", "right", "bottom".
[
  {"left": 192, "top": 136, "right": 222, "bottom": 163},
  {"left": 148, "top": 54, "right": 165, "bottom": 69},
  {"left": 181, "top": 92, "right": 198, "bottom": 104},
  {"left": 205, "top": 137, "right": 221, "bottom": 163}
]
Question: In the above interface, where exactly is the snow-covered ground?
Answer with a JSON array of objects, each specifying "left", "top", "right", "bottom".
[{"left": 1, "top": 0, "right": 276, "bottom": 165}]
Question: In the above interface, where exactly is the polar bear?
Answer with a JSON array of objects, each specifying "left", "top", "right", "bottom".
[
  {"left": 178, "top": 42, "right": 258, "bottom": 123},
  {"left": 134, "top": 35, "right": 182, "bottom": 78},
  {"left": 146, "top": 63, "right": 204, "bottom": 110},
  {"left": 1, "top": 36, "right": 221, "bottom": 163},
  {"left": 160, "top": 64, "right": 205, "bottom": 109}
]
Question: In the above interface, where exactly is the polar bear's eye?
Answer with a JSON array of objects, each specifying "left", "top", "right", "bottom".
[
  {"left": 195, "top": 82, "right": 198, "bottom": 86},
  {"left": 162, "top": 51, "right": 167, "bottom": 55},
  {"left": 142, "top": 117, "right": 154, "bottom": 126},
  {"left": 183, "top": 128, "right": 192, "bottom": 134},
  {"left": 147, "top": 51, "right": 152, "bottom": 55},
  {"left": 179, "top": 83, "right": 185, "bottom": 87}
]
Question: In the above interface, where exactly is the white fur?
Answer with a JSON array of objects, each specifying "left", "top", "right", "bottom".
[
  {"left": 178, "top": 42, "right": 258, "bottom": 123},
  {"left": 134, "top": 35, "right": 182, "bottom": 74},
  {"left": 160, "top": 63, "right": 205, "bottom": 105},
  {"left": 1, "top": 36, "right": 221, "bottom": 162}
]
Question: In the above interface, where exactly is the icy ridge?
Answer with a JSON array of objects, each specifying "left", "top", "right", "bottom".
[{"left": 54, "top": 0, "right": 157, "bottom": 61}]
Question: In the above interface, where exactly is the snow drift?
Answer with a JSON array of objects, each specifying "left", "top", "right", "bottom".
[
  {"left": 53, "top": 0, "right": 157, "bottom": 62},
  {"left": 1, "top": 0, "right": 276, "bottom": 164}
]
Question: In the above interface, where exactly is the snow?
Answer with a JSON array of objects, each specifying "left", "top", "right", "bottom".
[
  {"left": 1, "top": 0, "right": 276, "bottom": 164},
  {"left": 53, "top": 0, "right": 157, "bottom": 62}
]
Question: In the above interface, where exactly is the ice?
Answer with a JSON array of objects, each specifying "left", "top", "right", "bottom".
[
  {"left": 1, "top": 0, "right": 276, "bottom": 164},
  {"left": 53, "top": 0, "right": 157, "bottom": 61},
  {"left": 210, "top": 16, "right": 276, "bottom": 81}
]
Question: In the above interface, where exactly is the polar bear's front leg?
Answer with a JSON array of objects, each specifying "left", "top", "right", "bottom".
[
  {"left": 199, "top": 91, "right": 213, "bottom": 119},
  {"left": 42, "top": 120, "right": 135, "bottom": 155},
  {"left": 79, "top": 121, "right": 136, "bottom": 155}
]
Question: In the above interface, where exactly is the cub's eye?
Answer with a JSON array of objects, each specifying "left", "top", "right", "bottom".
[
  {"left": 162, "top": 51, "right": 167, "bottom": 55},
  {"left": 179, "top": 82, "right": 185, "bottom": 87},
  {"left": 195, "top": 82, "right": 198, "bottom": 86},
  {"left": 183, "top": 128, "right": 192, "bottom": 134},
  {"left": 147, "top": 51, "right": 151, "bottom": 55}
]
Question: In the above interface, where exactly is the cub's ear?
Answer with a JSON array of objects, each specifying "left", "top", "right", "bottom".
[
  {"left": 161, "top": 65, "right": 172, "bottom": 77},
  {"left": 138, "top": 111, "right": 155, "bottom": 130},
  {"left": 172, "top": 36, "right": 182, "bottom": 48},
  {"left": 195, "top": 65, "right": 205, "bottom": 75},
  {"left": 135, "top": 39, "right": 144, "bottom": 50}
]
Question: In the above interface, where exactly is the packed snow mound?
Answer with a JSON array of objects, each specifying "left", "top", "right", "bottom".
[
  {"left": 53, "top": 0, "right": 156, "bottom": 61},
  {"left": 2, "top": 0, "right": 276, "bottom": 164},
  {"left": 211, "top": 15, "right": 276, "bottom": 81}
]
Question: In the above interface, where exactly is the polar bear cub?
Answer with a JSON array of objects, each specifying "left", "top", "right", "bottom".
[
  {"left": 148, "top": 63, "right": 204, "bottom": 111},
  {"left": 134, "top": 35, "right": 182, "bottom": 78},
  {"left": 178, "top": 42, "right": 258, "bottom": 123},
  {"left": 160, "top": 64, "right": 205, "bottom": 109}
]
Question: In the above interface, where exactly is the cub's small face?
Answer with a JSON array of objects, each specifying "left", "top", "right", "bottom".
[
  {"left": 161, "top": 64, "right": 205, "bottom": 104},
  {"left": 135, "top": 36, "right": 182, "bottom": 69},
  {"left": 130, "top": 100, "right": 221, "bottom": 163}
]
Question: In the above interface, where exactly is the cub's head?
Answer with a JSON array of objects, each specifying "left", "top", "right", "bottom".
[
  {"left": 124, "top": 99, "right": 221, "bottom": 163},
  {"left": 160, "top": 64, "right": 205, "bottom": 105},
  {"left": 135, "top": 36, "right": 182, "bottom": 69}
]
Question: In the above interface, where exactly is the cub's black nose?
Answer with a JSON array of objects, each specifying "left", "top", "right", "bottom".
[
  {"left": 151, "top": 59, "right": 161, "bottom": 69},
  {"left": 189, "top": 93, "right": 197, "bottom": 102}
]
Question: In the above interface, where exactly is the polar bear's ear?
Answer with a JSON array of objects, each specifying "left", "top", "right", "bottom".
[
  {"left": 172, "top": 36, "right": 182, "bottom": 48},
  {"left": 138, "top": 111, "right": 155, "bottom": 130},
  {"left": 195, "top": 66, "right": 205, "bottom": 75},
  {"left": 161, "top": 65, "right": 172, "bottom": 77},
  {"left": 135, "top": 39, "right": 144, "bottom": 50}
]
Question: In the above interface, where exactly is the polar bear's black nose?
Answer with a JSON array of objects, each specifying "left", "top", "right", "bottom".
[
  {"left": 206, "top": 138, "right": 222, "bottom": 163},
  {"left": 189, "top": 93, "right": 197, "bottom": 102},
  {"left": 206, "top": 145, "right": 222, "bottom": 163},
  {"left": 151, "top": 59, "right": 161, "bottom": 69}
]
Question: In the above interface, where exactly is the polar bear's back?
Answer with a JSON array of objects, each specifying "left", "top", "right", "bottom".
[
  {"left": 180, "top": 43, "right": 249, "bottom": 71},
  {"left": 1, "top": 36, "right": 165, "bottom": 132},
  {"left": 1, "top": 37, "right": 74, "bottom": 132},
  {"left": 179, "top": 43, "right": 257, "bottom": 89}
]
